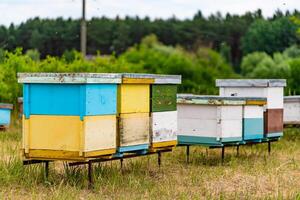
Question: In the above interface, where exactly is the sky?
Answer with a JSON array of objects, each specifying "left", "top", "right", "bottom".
[{"left": 0, "top": 0, "right": 299, "bottom": 26}]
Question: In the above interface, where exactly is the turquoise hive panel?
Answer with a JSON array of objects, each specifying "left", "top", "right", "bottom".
[
  {"left": 243, "top": 118, "right": 264, "bottom": 140},
  {"left": 23, "top": 83, "right": 117, "bottom": 119},
  {"left": 0, "top": 109, "right": 11, "bottom": 125}
]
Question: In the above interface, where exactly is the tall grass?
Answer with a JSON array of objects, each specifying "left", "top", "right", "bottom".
[{"left": 0, "top": 125, "right": 299, "bottom": 199}]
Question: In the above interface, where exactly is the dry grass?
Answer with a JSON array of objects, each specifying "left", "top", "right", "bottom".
[{"left": 0, "top": 122, "right": 299, "bottom": 199}]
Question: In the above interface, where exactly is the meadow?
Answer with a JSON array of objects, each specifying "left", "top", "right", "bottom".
[{"left": 0, "top": 119, "right": 299, "bottom": 200}]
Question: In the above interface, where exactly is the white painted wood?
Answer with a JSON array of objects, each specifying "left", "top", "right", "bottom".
[
  {"left": 84, "top": 116, "right": 117, "bottom": 151},
  {"left": 151, "top": 111, "right": 177, "bottom": 143},
  {"left": 219, "top": 87, "right": 283, "bottom": 109},
  {"left": 244, "top": 106, "right": 264, "bottom": 118},
  {"left": 284, "top": 101, "right": 300, "bottom": 124},
  {"left": 216, "top": 79, "right": 286, "bottom": 87},
  {"left": 220, "top": 106, "right": 243, "bottom": 138},
  {"left": 177, "top": 104, "right": 243, "bottom": 139},
  {"left": 267, "top": 87, "right": 284, "bottom": 109}
]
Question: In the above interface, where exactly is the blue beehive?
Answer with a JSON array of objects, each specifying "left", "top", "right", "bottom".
[{"left": 0, "top": 103, "right": 13, "bottom": 128}]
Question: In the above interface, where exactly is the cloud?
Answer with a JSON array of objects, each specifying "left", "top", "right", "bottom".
[{"left": 0, "top": 0, "right": 299, "bottom": 26}]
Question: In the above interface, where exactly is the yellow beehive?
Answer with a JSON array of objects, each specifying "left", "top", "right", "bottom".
[{"left": 23, "top": 115, "right": 117, "bottom": 160}]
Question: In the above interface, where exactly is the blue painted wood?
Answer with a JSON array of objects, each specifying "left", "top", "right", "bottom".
[
  {"left": 23, "top": 84, "right": 117, "bottom": 119},
  {"left": 0, "top": 109, "right": 11, "bottom": 125},
  {"left": 243, "top": 118, "right": 264, "bottom": 140},
  {"left": 266, "top": 132, "right": 283, "bottom": 138},
  {"left": 177, "top": 135, "right": 242, "bottom": 146},
  {"left": 117, "top": 144, "right": 149, "bottom": 153}
]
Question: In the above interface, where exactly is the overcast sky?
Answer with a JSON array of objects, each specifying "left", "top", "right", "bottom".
[{"left": 0, "top": 0, "right": 299, "bottom": 26}]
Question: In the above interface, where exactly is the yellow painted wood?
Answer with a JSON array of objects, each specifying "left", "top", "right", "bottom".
[
  {"left": 246, "top": 100, "right": 267, "bottom": 106},
  {"left": 28, "top": 115, "right": 81, "bottom": 152},
  {"left": 84, "top": 148, "right": 116, "bottom": 157},
  {"left": 118, "top": 84, "right": 150, "bottom": 113},
  {"left": 23, "top": 115, "right": 117, "bottom": 160},
  {"left": 152, "top": 140, "right": 177, "bottom": 148},
  {"left": 84, "top": 115, "right": 117, "bottom": 152},
  {"left": 119, "top": 113, "right": 150, "bottom": 147},
  {"left": 122, "top": 78, "right": 154, "bottom": 84}
]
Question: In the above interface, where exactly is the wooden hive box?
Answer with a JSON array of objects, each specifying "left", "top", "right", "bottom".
[
  {"left": 0, "top": 103, "right": 13, "bottom": 129},
  {"left": 18, "top": 73, "right": 122, "bottom": 161},
  {"left": 117, "top": 74, "right": 153, "bottom": 154},
  {"left": 283, "top": 96, "right": 300, "bottom": 125},
  {"left": 216, "top": 79, "right": 286, "bottom": 138},
  {"left": 177, "top": 95, "right": 245, "bottom": 146},
  {"left": 150, "top": 75, "right": 181, "bottom": 149},
  {"left": 242, "top": 98, "right": 266, "bottom": 141}
]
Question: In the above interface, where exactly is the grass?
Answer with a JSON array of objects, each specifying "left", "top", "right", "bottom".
[{"left": 0, "top": 122, "right": 300, "bottom": 199}]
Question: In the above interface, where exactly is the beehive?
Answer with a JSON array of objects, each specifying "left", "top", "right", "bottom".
[
  {"left": 18, "top": 73, "right": 121, "bottom": 160},
  {"left": 117, "top": 74, "right": 152, "bottom": 154},
  {"left": 177, "top": 95, "right": 266, "bottom": 146},
  {"left": 150, "top": 76, "right": 181, "bottom": 149},
  {"left": 216, "top": 79, "right": 286, "bottom": 138},
  {"left": 0, "top": 103, "right": 13, "bottom": 129},
  {"left": 283, "top": 96, "right": 300, "bottom": 125}
]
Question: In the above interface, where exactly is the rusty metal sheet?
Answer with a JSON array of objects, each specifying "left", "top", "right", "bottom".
[{"left": 264, "top": 109, "right": 283, "bottom": 133}]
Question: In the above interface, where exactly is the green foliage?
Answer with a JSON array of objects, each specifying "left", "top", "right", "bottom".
[
  {"left": 242, "top": 17, "right": 299, "bottom": 55},
  {"left": 25, "top": 49, "right": 40, "bottom": 61},
  {"left": 0, "top": 35, "right": 236, "bottom": 103}
]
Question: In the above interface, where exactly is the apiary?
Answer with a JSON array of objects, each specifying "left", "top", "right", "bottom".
[
  {"left": 150, "top": 75, "right": 181, "bottom": 149},
  {"left": 0, "top": 103, "right": 13, "bottom": 129},
  {"left": 18, "top": 73, "right": 121, "bottom": 160},
  {"left": 283, "top": 96, "right": 300, "bottom": 125},
  {"left": 177, "top": 95, "right": 266, "bottom": 146},
  {"left": 216, "top": 79, "right": 286, "bottom": 138}
]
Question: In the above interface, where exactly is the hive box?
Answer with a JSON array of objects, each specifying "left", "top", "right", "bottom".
[
  {"left": 0, "top": 103, "right": 13, "bottom": 128},
  {"left": 150, "top": 78, "right": 181, "bottom": 149},
  {"left": 216, "top": 79, "right": 286, "bottom": 138},
  {"left": 283, "top": 96, "right": 300, "bottom": 125},
  {"left": 18, "top": 73, "right": 121, "bottom": 161},
  {"left": 177, "top": 95, "right": 266, "bottom": 146}
]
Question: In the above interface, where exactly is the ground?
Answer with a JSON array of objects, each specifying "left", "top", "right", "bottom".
[{"left": 0, "top": 121, "right": 299, "bottom": 199}]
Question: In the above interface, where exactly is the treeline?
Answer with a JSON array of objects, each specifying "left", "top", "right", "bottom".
[
  {"left": 1, "top": 9, "right": 300, "bottom": 71},
  {"left": 0, "top": 35, "right": 237, "bottom": 104}
]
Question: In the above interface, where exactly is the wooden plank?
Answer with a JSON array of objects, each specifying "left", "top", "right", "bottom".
[
  {"left": 151, "top": 111, "right": 177, "bottom": 143},
  {"left": 264, "top": 109, "right": 284, "bottom": 134},
  {"left": 284, "top": 100, "right": 300, "bottom": 124},
  {"left": 266, "top": 87, "right": 284, "bottom": 109},
  {"left": 84, "top": 115, "right": 117, "bottom": 152},
  {"left": 151, "top": 85, "right": 177, "bottom": 112},
  {"left": 220, "top": 106, "right": 243, "bottom": 139},
  {"left": 118, "top": 84, "right": 150, "bottom": 114},
  {"left": 122, "top": 78, "right": 154, "bottom": 84},
  {"left": 119, "top": 113, "right": 150, "bottom": 147}
]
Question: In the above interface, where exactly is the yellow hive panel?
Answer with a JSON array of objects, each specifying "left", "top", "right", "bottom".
[
  {"left": 119, "top": 113, "right": 150, "bottom": 147},
  {"left": 26, "top": 115, "right": 81, "bottom": 152},
  {"left": 23, "top": 115, "right": 117, "bottom": 160},
  {"left": 122, "top": 78, "right": 154, "bottom": 84},
  {"left": 118, "top": 84, "right": 150, "bottom": 114}
]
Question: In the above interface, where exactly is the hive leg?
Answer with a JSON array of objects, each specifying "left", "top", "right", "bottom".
[
  {"left": 268, "top": 141, "right": 271, "bottom": 155},
  {"left": 236, "top": 145, "right": 240, "bottom": 157},
  {"left": 88, "top": 160, "right": 93, "bottom": 189},
  {"left": 45, "top": 161, "right": 49, "bottom": 180},
  {"left": 221, "top": 146, "right": 225, "bottom": 164},
  {"left": 158, "top": 151, "right": 161, "bottom": 168},
  {"left": 186, "top": 145, "right": 190, "bottom": 163}
]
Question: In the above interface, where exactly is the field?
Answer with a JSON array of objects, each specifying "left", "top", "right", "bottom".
[{"left": 0, "top": 120, "right": 300, "bottom": 199}]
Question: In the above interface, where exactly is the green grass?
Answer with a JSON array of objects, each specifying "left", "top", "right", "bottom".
[{"left": 0, "top": 124, "right": 300, "bottom": 199}]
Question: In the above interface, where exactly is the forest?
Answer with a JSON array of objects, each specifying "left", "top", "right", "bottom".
[{"left": 0, "top": 9, "right": 300, "bottom": 103}]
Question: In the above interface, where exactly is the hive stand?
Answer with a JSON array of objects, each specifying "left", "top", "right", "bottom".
[
  {"left": 23, "top": 148, "right": 172, "bottom": 189},
  {"left": 184, "top": 137, "right": 280, "bottom": 164}
]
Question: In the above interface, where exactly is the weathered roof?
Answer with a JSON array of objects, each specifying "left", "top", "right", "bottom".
[
  {"left": 122, "top": 73, "right": 181, "bottom": 84},
  {"left": 284, "top": 96, "right": 300, "bottom": 103},
  {"left": 18, "top": 73, "right": 122, "bottom": 84},
  {"left": 216, "top": 79, "right": 286, "bottom": 87},
  {"left": 17, "top": 73, "right": 182, "bottom": 84},
  {"left": 177, "top": 94, "right": 267, "bottom": 106},
  {"left": 0, "top": 103, "right": 13, "bottom": 110}
]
